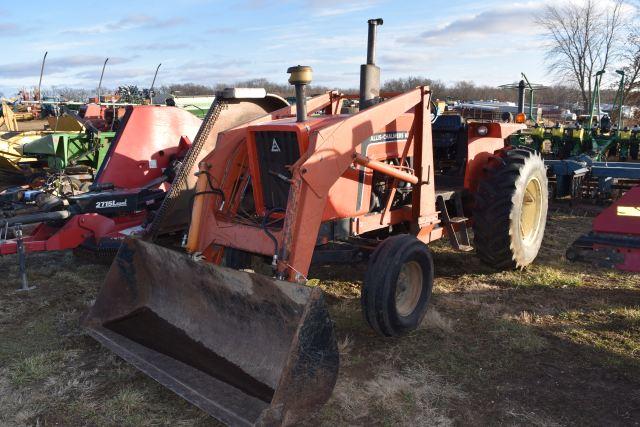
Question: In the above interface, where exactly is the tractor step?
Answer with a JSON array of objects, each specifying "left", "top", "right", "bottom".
[{"left": 436, "top": 192, "right": 472, "bottom": 252}]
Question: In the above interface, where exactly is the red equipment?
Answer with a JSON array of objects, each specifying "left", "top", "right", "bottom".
[
  {"left": 74, "top": 103, "right": 127, "bottom": 131},
  {"left": 0, "top": 106, "right": 201, "bottom": 255},
  {"left": 0, "top": 93, "right": 289, "bottom": 257},
  {"left": 567, "top": 185, "right": 640, "bottom": 271}
]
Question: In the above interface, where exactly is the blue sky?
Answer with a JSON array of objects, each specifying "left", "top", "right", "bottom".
[{"left": 0, "top": 0, "right": 625, "bottom": 95}]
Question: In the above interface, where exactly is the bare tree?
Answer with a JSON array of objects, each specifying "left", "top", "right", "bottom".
[
  {"left": 161, "top": 83, "right": 215, "bottom": 96},
  {"left": 53, "top": 87, "right": 91, "bottom": 102},
  {"left": 622, "top": 24, "right": 640, "bottom": 104},
  {"left": 537, "top": 0, "right": 625, "bottom": 108},
  {"left": 382, "top": 77, "right": 446, "bottom": 96}
]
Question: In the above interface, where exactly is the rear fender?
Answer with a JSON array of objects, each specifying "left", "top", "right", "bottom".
[{"left": 464, "top": 122, "right": 526, "bottom": 193}]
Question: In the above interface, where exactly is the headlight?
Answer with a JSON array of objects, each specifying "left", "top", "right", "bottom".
[{"left": 477, "top": 125, "right": 489, "bottom": 136}]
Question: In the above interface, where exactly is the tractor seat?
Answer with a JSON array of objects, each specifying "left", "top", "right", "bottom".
[
  {"left": 432, "top": 114, "right": 466, "bottom": 149},
  {"left": 432, "top": 114, "right": 468, "bottom": 169}
]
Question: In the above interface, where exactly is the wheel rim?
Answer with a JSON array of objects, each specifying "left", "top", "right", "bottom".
[
  {"left": 520, "top": 176, "right": 543, "bottom": 242},
  {"left": 395, "top": 261, "right": 423, "bottom": 317}
]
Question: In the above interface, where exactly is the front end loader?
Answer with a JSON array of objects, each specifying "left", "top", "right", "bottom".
[{"left": 85, "top": 18, "right": 548, "bottom": 426}]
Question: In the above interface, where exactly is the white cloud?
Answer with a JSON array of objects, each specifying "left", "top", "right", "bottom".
[
  {"left": 61, "top": 14, "right": 187, "bottom": 35},
  {"left": 128, "top": 42, "right": 190, "bottom": 50},
  {"left": 74, "top": 67, "right": 154, "bottom": 81},
  {"left": 399, "top": 2, "right": 544, "bottom": 46},
  {"left": 0, "top": 22, "right": 17, "bottom": 33},
  {"left": 313, "top": 1, "right": 378, "bottom": 17}
]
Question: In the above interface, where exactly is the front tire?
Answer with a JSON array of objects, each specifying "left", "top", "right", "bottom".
[
  {"left": 473, "top": 148, "right": 548, "bottom": 269},
  {"left": 361, "top": 235, "right": 434, "bottom": 337}
]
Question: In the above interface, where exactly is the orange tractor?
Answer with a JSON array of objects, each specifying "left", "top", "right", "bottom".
[{"left": 84, "top": 19, "right": 548, "bottom": 426}]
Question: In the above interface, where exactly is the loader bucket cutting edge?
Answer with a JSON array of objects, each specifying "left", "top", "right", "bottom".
[{"left": 83, "top": 238, "right": 339, "bottom": 426}]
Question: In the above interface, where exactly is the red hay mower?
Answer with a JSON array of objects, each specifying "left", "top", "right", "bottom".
[{"left": 0, "top": 92, "right": 289, "bottom": 260}]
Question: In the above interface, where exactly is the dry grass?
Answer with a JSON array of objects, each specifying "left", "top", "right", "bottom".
[
  {"left": 493, "top": 265, "right": 585, "bottom": 288},
  {"left": 551, "top": 306, "right": 640, "bottom": 367},
  {"left": 0, "top": 211, "right": 639, "bottom": 425},
  {"left": 7, "top": 350, "right": 67, "bottom": 386},
  {"left": 490, "top": 318, "right": 548, "bottom": 352},
  {"left": 420, "top": 307, "right": 454, "bottom": 334},
  {"left": 314, "top": 364, "right": 463, "bottom": 426}
]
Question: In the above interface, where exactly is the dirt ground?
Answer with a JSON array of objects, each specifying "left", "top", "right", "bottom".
[{"left": 0, "top": 209, "right": 638, "bottom": 426}]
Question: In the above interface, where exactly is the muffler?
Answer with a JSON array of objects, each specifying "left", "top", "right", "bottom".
[
  {"left": 83, "top": 238, "right": 339, "bottom": 426},
  {"left": 359, "top": 18, "right": 383, "bottom": 110}
]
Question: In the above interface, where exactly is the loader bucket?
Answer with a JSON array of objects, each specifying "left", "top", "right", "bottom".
[{"left": 83, "top": 238, "right": 339, "bottom": 426}]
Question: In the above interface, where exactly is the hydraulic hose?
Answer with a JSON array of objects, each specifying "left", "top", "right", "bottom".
[
  {"left": 1, "top": 210, "right": 70, "bottom": 227},
  {"left": 262, "top": 208, "right": 285, "bottom": 258}
]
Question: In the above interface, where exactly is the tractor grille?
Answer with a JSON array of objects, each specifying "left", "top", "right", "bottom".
[{"left": 254, "top": 131, "right": 300, "bottom": 210}]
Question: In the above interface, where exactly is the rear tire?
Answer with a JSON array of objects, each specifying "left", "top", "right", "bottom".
[
  {"left": 473, "top": 148, "right": 548, "bottom": 269},
  {"left": 361, "top": 235, "right": 434, "bottom": 337}
]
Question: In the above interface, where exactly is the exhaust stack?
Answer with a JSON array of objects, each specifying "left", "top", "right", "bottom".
[
  {"left": 287, "top": 65, "right": 312, "bottom": 122},
  {"left": 360, "top": 18, "right": 383, "bottom": 110},
  {"left": 517, "top": 79, "right": 526, "bottom": 115}
]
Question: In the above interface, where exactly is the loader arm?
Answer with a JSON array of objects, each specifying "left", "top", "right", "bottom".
[
  {"left": 273, "top": 91, "right": 343, "bottom": 119},
  {"left": 185, "top": 92, "right": 346, "bottom": 256},
  {"left": 277, "top": 87, "right": 436, "bottom": 281}
]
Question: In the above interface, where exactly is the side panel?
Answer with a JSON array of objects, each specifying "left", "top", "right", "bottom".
[
  {"left": 96, "top": 106, "right": 202, "bottom": 189},
  {"left": 593, "top": 186, "right": 640, "bottom": 235}
]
